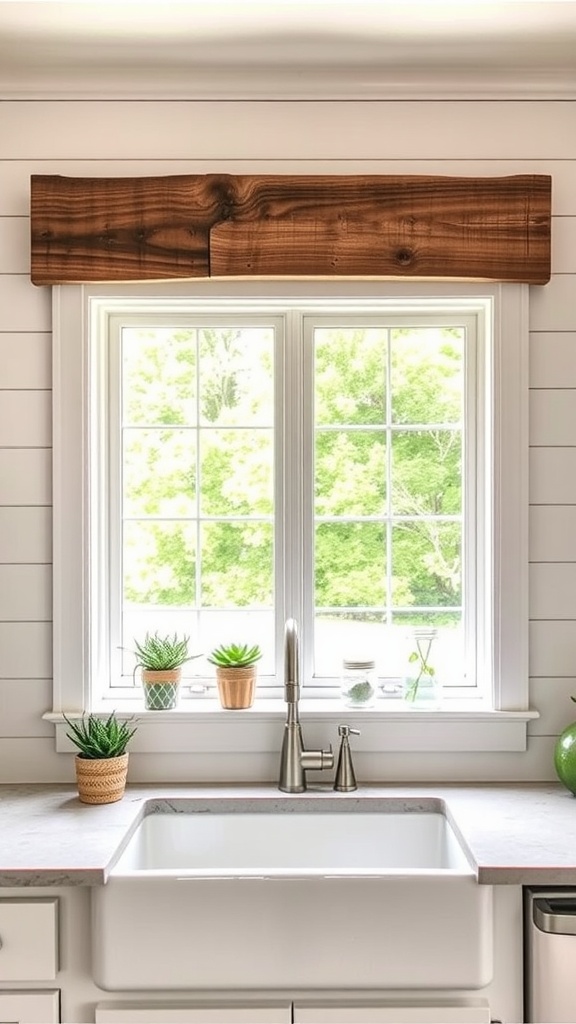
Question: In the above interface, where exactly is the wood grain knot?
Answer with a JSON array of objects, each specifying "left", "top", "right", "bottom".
[{"left": 396, "top": 248, "right": 414, "bottom": 266}]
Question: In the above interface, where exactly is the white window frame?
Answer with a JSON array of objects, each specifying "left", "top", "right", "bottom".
[
  {"left": 300, "top": 310, "right": 479, "bottom": 696},
  {"left": 106, "top": 311, "right": 284, "bottom": 695},
  {"left": 48, "top": 280, "right": 535, "bottom": 755}
]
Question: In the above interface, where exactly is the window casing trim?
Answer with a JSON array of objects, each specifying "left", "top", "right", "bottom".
[{"left": 50, "top": 280, "right": 532, "bottom": 753}]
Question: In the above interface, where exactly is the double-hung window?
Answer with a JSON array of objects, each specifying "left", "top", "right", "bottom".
[{"left": 52, "top": 281, "right": 531, "bottom": 752}]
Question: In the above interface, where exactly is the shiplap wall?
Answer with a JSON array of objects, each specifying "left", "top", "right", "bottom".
[{"left": 0, "top": 98, "right": 575, "bottom": 782}]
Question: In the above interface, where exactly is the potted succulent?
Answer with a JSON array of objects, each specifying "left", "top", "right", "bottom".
[
  {"left": 128, "top": 632, "right": 201, "bottom": 710},
  {"left": 63, "top": 711, "right": 137, "bottom": 804},
  {"left": 208, "top": 642, "right": 262, "bottom": 709}
]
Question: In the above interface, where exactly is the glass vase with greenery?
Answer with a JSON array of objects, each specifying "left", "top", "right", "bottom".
[{"left": 403, "top": 628, "right": 441, "bottom": 708}]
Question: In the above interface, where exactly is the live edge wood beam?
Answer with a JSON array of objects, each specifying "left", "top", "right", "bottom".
[{"left": 30, "top": 173, "right": 551, "bottom": 286}]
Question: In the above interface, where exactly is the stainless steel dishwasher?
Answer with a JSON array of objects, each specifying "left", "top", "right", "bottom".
[{"left": 526, "top": 889, "right": 576, "bottom": 1023}]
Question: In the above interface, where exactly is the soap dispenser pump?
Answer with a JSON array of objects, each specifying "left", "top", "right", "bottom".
[{"left": 334, "top": 724, "right": 360, "bottom": 792}]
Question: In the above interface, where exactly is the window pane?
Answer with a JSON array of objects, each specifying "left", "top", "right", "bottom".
[
  {"left": 200, "top": 429, "right": 273, "bottom": 516},
  {"left": 391, "top": 521, "right": 462, "bottom": 608},
  {"left": 315, "top": 430, "right": 386, "bottom": 516},
  {"left": 119, "top": 322, "right": 276, "bottom": 679},
  {"left": 123, "top": 428, "right": 196, "bottom": 517},
  {"left": 199, "top": 327, "right": 274, "bottom": 426},
  {"left": 122, "top": 327, "right": 196, "bottom": 426},
  {"left": 123, "top": 520, "right": 196, "bottom": 606},
  {"left": 315, "top": 327, "right": 387, "bottom": 426},
  {"left": 390, "top": 327, "right": 464, "bottom": 425},
  {"left": 201, "top": 521, "right": 274, "bottom": 607},
  {"left": 312, "top": 321, "right": 467, "bottom": 682},
  {"left": 315, "top": 611, "right": 386, "bottom": 676},
  {"left": 391, "top": 429, "right": 462, "bottom": 516},
  {"left": 315, "top": 522, "right": 386, "bottom": 608}
]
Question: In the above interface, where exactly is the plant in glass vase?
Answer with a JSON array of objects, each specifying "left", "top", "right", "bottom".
[{"left": 403, "top": 627, "right": 441, "bottom": 708}]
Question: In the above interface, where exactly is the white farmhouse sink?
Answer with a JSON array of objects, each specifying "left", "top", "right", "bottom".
[
  {"left": 108, "top": 809, "right": 469, "bottom": 875},
  {"left": 91, "top": 800, "right": 493, "bottom": 992}
]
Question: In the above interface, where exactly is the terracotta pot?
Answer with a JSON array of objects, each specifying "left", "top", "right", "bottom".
[
  {"left": 75, "top": 753, "right": 129, "bottom": 804},
  {"left": 141, "top": 667, "right": 182, "bottom": 710},
  {"left": 216, "top": 665, "right": 257, "bottom": 709}
]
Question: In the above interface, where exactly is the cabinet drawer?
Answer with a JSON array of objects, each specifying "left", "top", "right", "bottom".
[
  {"left": 294, "top": 1003, "right": 491, "bottom": 1023},
  {"left": 95, "top": 1002, "right": 292, "bottom": 1023},
  {"left": 0, "top": 990, "right": 59, "bottom": 1023},
  {"left": 0, "top": 899, "right": 58, "bottom": 981}
]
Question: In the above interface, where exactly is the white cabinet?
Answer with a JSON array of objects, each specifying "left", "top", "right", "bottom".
[
  {"left": 94, "top": 1000, "right": 492, "bottom": 1024},
  {"left": 95, "top": 1001, "right": 292, "bottom": 1023},
  {"left": 0, "top": 900, "right": 59, "bottom": 1022},
  {"left": 0, "top": 899, "right": 58, "bottom": 981},
  {"left": 293, "top": 1002, "right": 492, "bottom": 1023},
  {"left": 0, "top": 990, "right": 59, "bottom": 1023}
]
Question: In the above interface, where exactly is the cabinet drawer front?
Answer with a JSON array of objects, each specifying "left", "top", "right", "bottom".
[
  {"left": 0, "top": 899, "right": 58, "bottom": 981},
  {"left": 95, "top": 1003, "right": 292, "bottom": 1023},
  {"left": 0, "top": 989, "right": 59, "bottom": 1023},
  {"left": 294, "top": 1003, "right": 491, "bottom": 1023}
]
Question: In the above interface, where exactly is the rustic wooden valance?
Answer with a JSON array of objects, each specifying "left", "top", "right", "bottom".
[{"left": 30, "top": 173, "right": 551, "bottom": 286}]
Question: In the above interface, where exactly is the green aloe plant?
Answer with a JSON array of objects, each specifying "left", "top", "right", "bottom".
[
  {"left": 128, "top": 632, "right": 200, "bottom": 671},
  {"left": 63, "top": 712, "right": 137, "bottom": 759},
  {"left": 208, "top": 643, "right": 262, "bottom": 669}
]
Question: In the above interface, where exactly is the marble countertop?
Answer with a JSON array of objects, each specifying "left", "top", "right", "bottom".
[{"left": 1, "top": 782, "right": 575, "bottom": 887}]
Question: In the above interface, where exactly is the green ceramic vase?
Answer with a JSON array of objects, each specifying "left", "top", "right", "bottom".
[{"left": 554, "top": 722, "right": 576, "bottom": 795}]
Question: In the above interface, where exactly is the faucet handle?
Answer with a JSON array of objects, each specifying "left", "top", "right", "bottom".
[
  {"left": 338, "top": 724, "right": 360, "bottom": 738},
  {"left": 301, "top": 745, "right": 334, "bottom": 771}
]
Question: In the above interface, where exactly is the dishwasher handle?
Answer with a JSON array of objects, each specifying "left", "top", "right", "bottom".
[{"left": 533, "top": 896, "right": 576, "bottom": 935}]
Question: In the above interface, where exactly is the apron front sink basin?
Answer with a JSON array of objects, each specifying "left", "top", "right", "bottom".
[{"left": 91, "top": 798, "right": 492, "bottom": 991}]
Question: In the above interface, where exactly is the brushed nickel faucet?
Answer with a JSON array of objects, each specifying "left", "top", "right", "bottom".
[{"left": 278, "top": 618, "right": 334, "bottom": 792}]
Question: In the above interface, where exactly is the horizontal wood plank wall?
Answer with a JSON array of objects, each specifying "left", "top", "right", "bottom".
[{"left": 0, "top": 97, "right": 575, "bottom": 782}]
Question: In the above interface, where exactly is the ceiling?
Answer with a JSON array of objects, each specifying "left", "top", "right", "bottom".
[{"left": 1, "top": 1, "right": 576, "bottom": 93}]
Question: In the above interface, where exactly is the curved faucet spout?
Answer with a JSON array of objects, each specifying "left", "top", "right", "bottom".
[
  {"left": 284, "top": 617, "right": 300, "bottom": 710},
  {"left": 278, "top": 617, "right": 334, "bottom": 792}
]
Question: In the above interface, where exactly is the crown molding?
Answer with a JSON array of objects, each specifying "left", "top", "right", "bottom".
[{"left": 2, "top": 65, "right": 576, "bottom": 100}]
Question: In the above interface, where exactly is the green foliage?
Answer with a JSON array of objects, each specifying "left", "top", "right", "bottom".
[
  {"left": 345, "top": 681, "right": 374, "bottom": 705},
  {"left": 122, "top": 326, "right": 274, "bottom": 609},
  {"left": 129, "top": 632, "right": 199, "bottom": 670},
  {"left": 201, "top": 522, "right": 273, "bottom": 607},
  {"left": 315, "top": 522, "right": 386, "bottom": 608},
  {"left": 121, "top": 322, "right": 464, "bottom": 634},
  {"left": 208, "top": 643, "right": 263, "bottom": 668},
  {"left": 313, "top": 326, "right": 463, "bottom": 614},
  {"left": 64, "top": 712, "right": 137, "bottom": 759}
]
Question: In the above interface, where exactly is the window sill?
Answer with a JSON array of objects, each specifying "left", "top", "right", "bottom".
[{"left": 46, "top": 701, "right": 538, "bottom": 754}]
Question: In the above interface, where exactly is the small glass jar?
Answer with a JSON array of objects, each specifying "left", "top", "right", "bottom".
[{"left": 340, "top": 659, "right": 377, "bottom": 708}]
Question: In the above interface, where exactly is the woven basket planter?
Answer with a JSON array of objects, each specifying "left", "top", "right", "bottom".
[
  {"left": 75, "top": 753, "right": 129, "bottom": 805},
  {"left": 141, "top": 667, "right": 181, "bottom": 710},
  {"left": 216, "top": 665, "right": 257, "bottom": 709}
]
